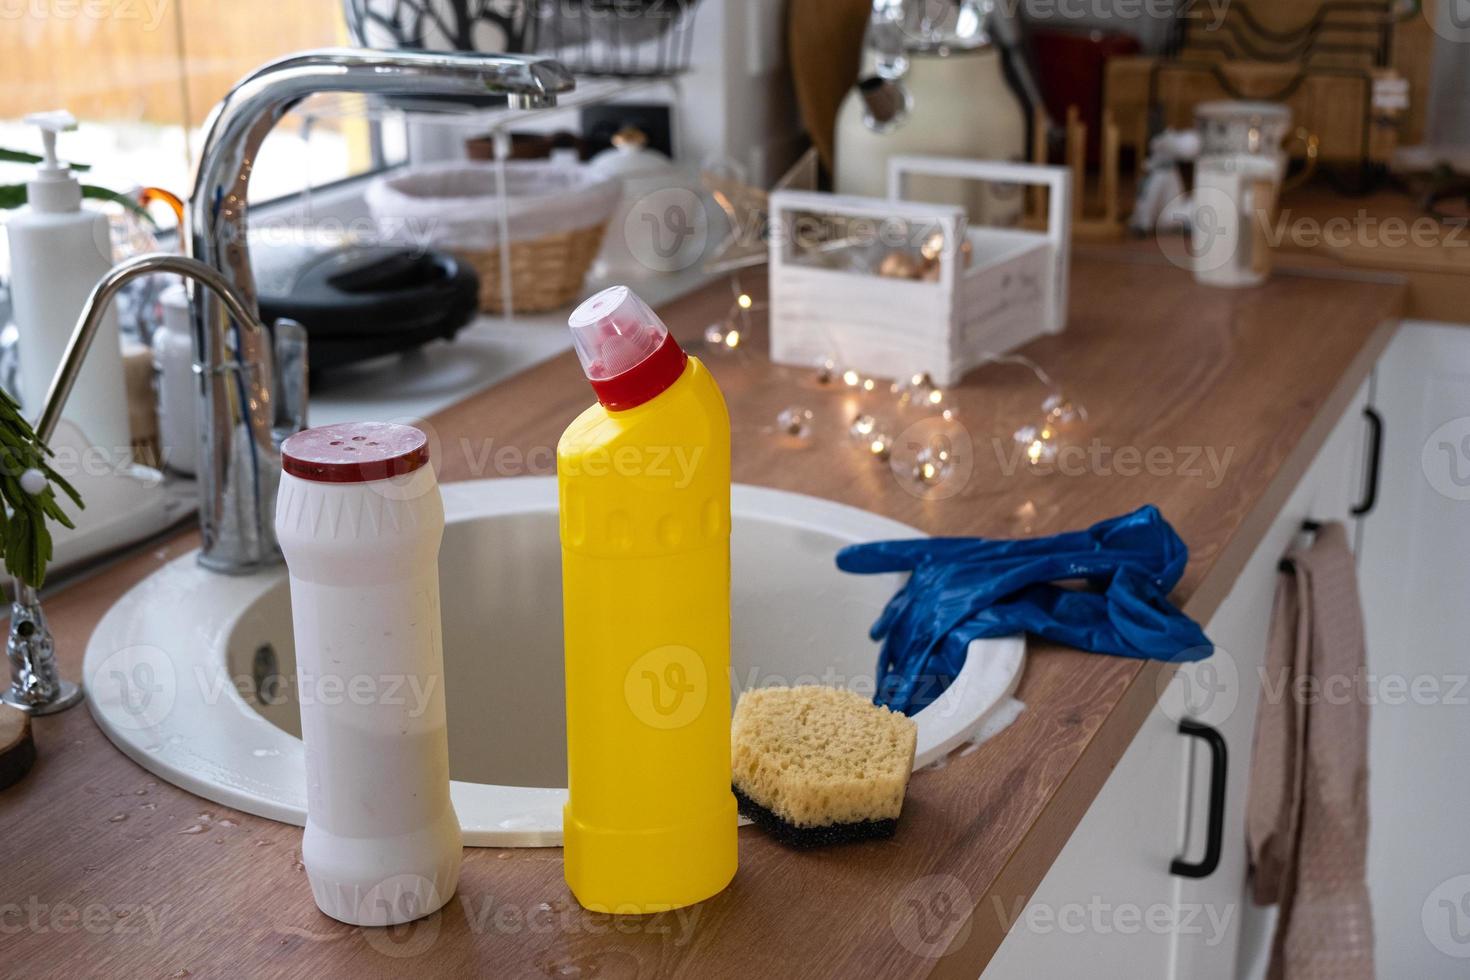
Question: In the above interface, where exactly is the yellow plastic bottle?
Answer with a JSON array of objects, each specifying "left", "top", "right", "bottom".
[{"left": 557, "top": 285, "right": 737, "bottom": 913}]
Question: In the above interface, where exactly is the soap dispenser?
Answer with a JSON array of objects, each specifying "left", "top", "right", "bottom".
[
  {"left": 5, "top": 111, "right": 130, "bottom": 457},
  {"left": 558, "top": 285, "right": 737, "bottom": 913}
]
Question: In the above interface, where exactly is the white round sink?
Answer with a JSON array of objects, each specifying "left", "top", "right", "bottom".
[{"left": 84, "top": 477, "right": 1022, "bottom": 846}]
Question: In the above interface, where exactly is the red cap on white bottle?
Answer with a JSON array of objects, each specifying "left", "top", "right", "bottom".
[{"left": 568, "top": 286, "right": 687, "bottom": 411}]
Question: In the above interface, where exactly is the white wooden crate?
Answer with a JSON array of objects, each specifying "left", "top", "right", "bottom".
[{"left": 767, "top": 157, "right": 1071, "bottom": 386}]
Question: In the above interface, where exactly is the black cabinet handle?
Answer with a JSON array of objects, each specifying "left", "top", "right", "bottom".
[
  {"left": 1351, "top": 407, "right": 1383, "bottom": 517},
  {"left": 1170, "top": 719, "right": 1227, "bottom": 879}
]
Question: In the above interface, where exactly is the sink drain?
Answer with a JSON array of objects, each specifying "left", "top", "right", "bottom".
[{"left": 251, "top": 643, "right": 287, "bottom": 706}]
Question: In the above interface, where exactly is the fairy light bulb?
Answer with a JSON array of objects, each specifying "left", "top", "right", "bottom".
[
  {"left": 897, "top": 371, "right": 945, "bottom": 411},
  {"left": 704, "top": 322, "right": 742, "bottom": 350},
  {"left": 868, "top": 432, "right": 892, "bottom": 460},
  {"left": 1042, "top": 392, "right": 1084, "bottom": 427},
  {"left": 1014, "top": 423, "right": 1057, "bottom": 466},
  {"left": 775, "top": 406, "right": 814, "bottom": 441},
  {"left": 842, "top": 368, "right": 862, "bottom": 388},
  {"left": 911, "top": 442, "right": 953, "bottom": 486},
  {"left": 815, "top": 357, "right": 837, "bottom": 384},
  {"left": 849, "top": 413, "right": 877, "bottom": 440},
  {"left": 736, "top": 293, "right": 753, "bottom": 310}
]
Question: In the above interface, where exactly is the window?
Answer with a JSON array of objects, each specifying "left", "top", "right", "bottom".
[{"left": 0, "top": 1, "right": 392, "bottom": 231}]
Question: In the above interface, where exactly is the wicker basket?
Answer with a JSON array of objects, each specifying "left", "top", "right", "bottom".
[
  {"left": 365, "top": 161, "right": 620, "bottom": 314},
  {"left": 459, "top": 222, "right": 609, "bottom": 314}
]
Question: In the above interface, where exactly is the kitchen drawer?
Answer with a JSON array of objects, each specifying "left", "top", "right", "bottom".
[{"left": 984, "top": 379, "right": 1374, "bottom": 979}]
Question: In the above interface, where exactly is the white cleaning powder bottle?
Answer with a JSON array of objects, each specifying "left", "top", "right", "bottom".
[
  {"left": 5, "top": 111, "right": 130, "bottom": 456},
  {"left": 275, "top": 422, "right": 461, "bottom": 927}
]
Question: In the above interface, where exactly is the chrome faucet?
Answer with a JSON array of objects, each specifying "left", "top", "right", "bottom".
[
  {"left": 3, "top": 49, "right": 575, "bottom": 713},
  {"left": 3, "top": 253, "right": 283, "bottom": 713},
  {"left": 187, "top": 48, "right": 574, "bottom": 573}
]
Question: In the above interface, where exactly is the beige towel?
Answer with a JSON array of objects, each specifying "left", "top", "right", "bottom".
[{"left": 1245, "top": 521, "right": 1374, "bottom": 980}]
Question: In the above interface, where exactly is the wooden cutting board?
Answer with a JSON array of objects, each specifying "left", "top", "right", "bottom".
[{"left": 788, "top": 0, "right": 871, "bottom": 172}]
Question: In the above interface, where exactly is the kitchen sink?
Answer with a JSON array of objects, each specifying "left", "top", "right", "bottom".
[{"left": 84, "top": 477, "right": 1023, "bottom": 846}]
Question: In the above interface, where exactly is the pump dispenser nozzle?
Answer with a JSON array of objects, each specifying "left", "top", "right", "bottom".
[{"left": 22, "top": 110, "right": 82, "bottom": 213}]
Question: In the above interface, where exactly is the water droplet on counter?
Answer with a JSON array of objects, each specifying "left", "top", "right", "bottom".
[
  {"left": 140, "top": 802, "right": 158, "bottom": 811},
  {"left": 217, "top": 818, "right": 237, "bottom": 828},
  {"left": 108, "top": 813, "right": 128, "bottom": 823},
  {"left": 178, "top": 824, "right": 207, "bottom": 835},
  {"left": 496, "top": 851, "right": 511, "bottom": 860},
  {"left": 135, "top": 787, "right": 149, "bottom": 796},
  {"left": 168, "top": 970, "right": 190, "bottom": 978},
  {"left": 539, "top": 959, "right": 599, "bottom": 980},
  {"left": 253, "top": 839, "right": 272, "bottom": 847}
]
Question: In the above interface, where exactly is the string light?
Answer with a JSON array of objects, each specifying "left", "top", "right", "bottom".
[
  {"left": 705, "top": 275, "right": 763, "bottom": 354},
  {"left": 1042, "top": 392, "right": 1086, "bottom": 427},
  {"left": 776, "top": 406, "right": 814, "bottom": 441},
  {"left": 1013, "top": 423, "right": 1058, "bottom": 467},
  {"left": 912, "top": 441, "right": 953, "bottom": 485}
]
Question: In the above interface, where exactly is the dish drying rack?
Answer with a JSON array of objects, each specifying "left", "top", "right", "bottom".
[{"left": 343, "top": 0, "right": 701, "bottom": 78}]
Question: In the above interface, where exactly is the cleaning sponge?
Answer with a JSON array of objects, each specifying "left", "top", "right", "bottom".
[{"left": 731, "top": 685, "right": 918, "bottom": 847}]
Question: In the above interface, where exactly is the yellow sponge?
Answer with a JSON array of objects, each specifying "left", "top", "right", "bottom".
[{"left": 731, "top": 685, "right": 918, "bottom": 847}]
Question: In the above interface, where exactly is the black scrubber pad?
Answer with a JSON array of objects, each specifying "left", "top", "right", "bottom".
[{"left": 734, "top": 785, "right": 899, "bottom": 849}]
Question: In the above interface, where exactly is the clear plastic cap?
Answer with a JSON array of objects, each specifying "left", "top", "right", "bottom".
[{"left": 567, "top": 285, "right": 669, "bottom": 382}]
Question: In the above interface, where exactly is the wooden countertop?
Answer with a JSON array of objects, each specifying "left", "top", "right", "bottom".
[{"left": 0, "top": 255, "right": 1404, "bottom": 979}]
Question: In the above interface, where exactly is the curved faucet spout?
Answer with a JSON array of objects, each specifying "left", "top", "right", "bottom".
[{"left": 185, "top": 48, "right": 575, "bottom": 574}]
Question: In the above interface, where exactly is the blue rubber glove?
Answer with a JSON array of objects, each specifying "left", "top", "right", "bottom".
[{"left": 835, "top": 505, "right": 1213, "bottom": 715}]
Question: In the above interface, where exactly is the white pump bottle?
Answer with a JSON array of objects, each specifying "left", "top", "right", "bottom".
[{"left": 5, "top": 111, "right": 130, "bottom": 458}]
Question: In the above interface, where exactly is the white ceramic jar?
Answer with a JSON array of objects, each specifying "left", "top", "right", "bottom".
[
  {"left": 1191, "top": 101, "right": 1291, "bottom": 288},
  {"left": 835, "top": 46, "right": 1027, "bottom": 228},
  {"left": 275, "top": 422, "right": 461, "bottom": 927},
  {"left": 586, "top": 126, "right": 706, "bottom": 277}
]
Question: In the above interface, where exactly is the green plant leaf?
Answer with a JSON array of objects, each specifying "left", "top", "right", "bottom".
[
  {"left": 0, "top": 385, "right": 82, "bottom": 588},
  {"left": 0, "top": 147, "right": 90, "bottom": 171},
  {"left": 0, "top": 179, "right": 153, "bottom": 226},
  {"left": 81, "top": 184, "right": 156, "bottom": 226}
]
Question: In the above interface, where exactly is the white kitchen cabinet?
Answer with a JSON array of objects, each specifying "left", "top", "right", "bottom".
[
  {"left": 984, "top": 380, "right": 1376, "bottom": 979},
  {"left": 1356, "top": 322, "right": 1470, "bottom": 977}
]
